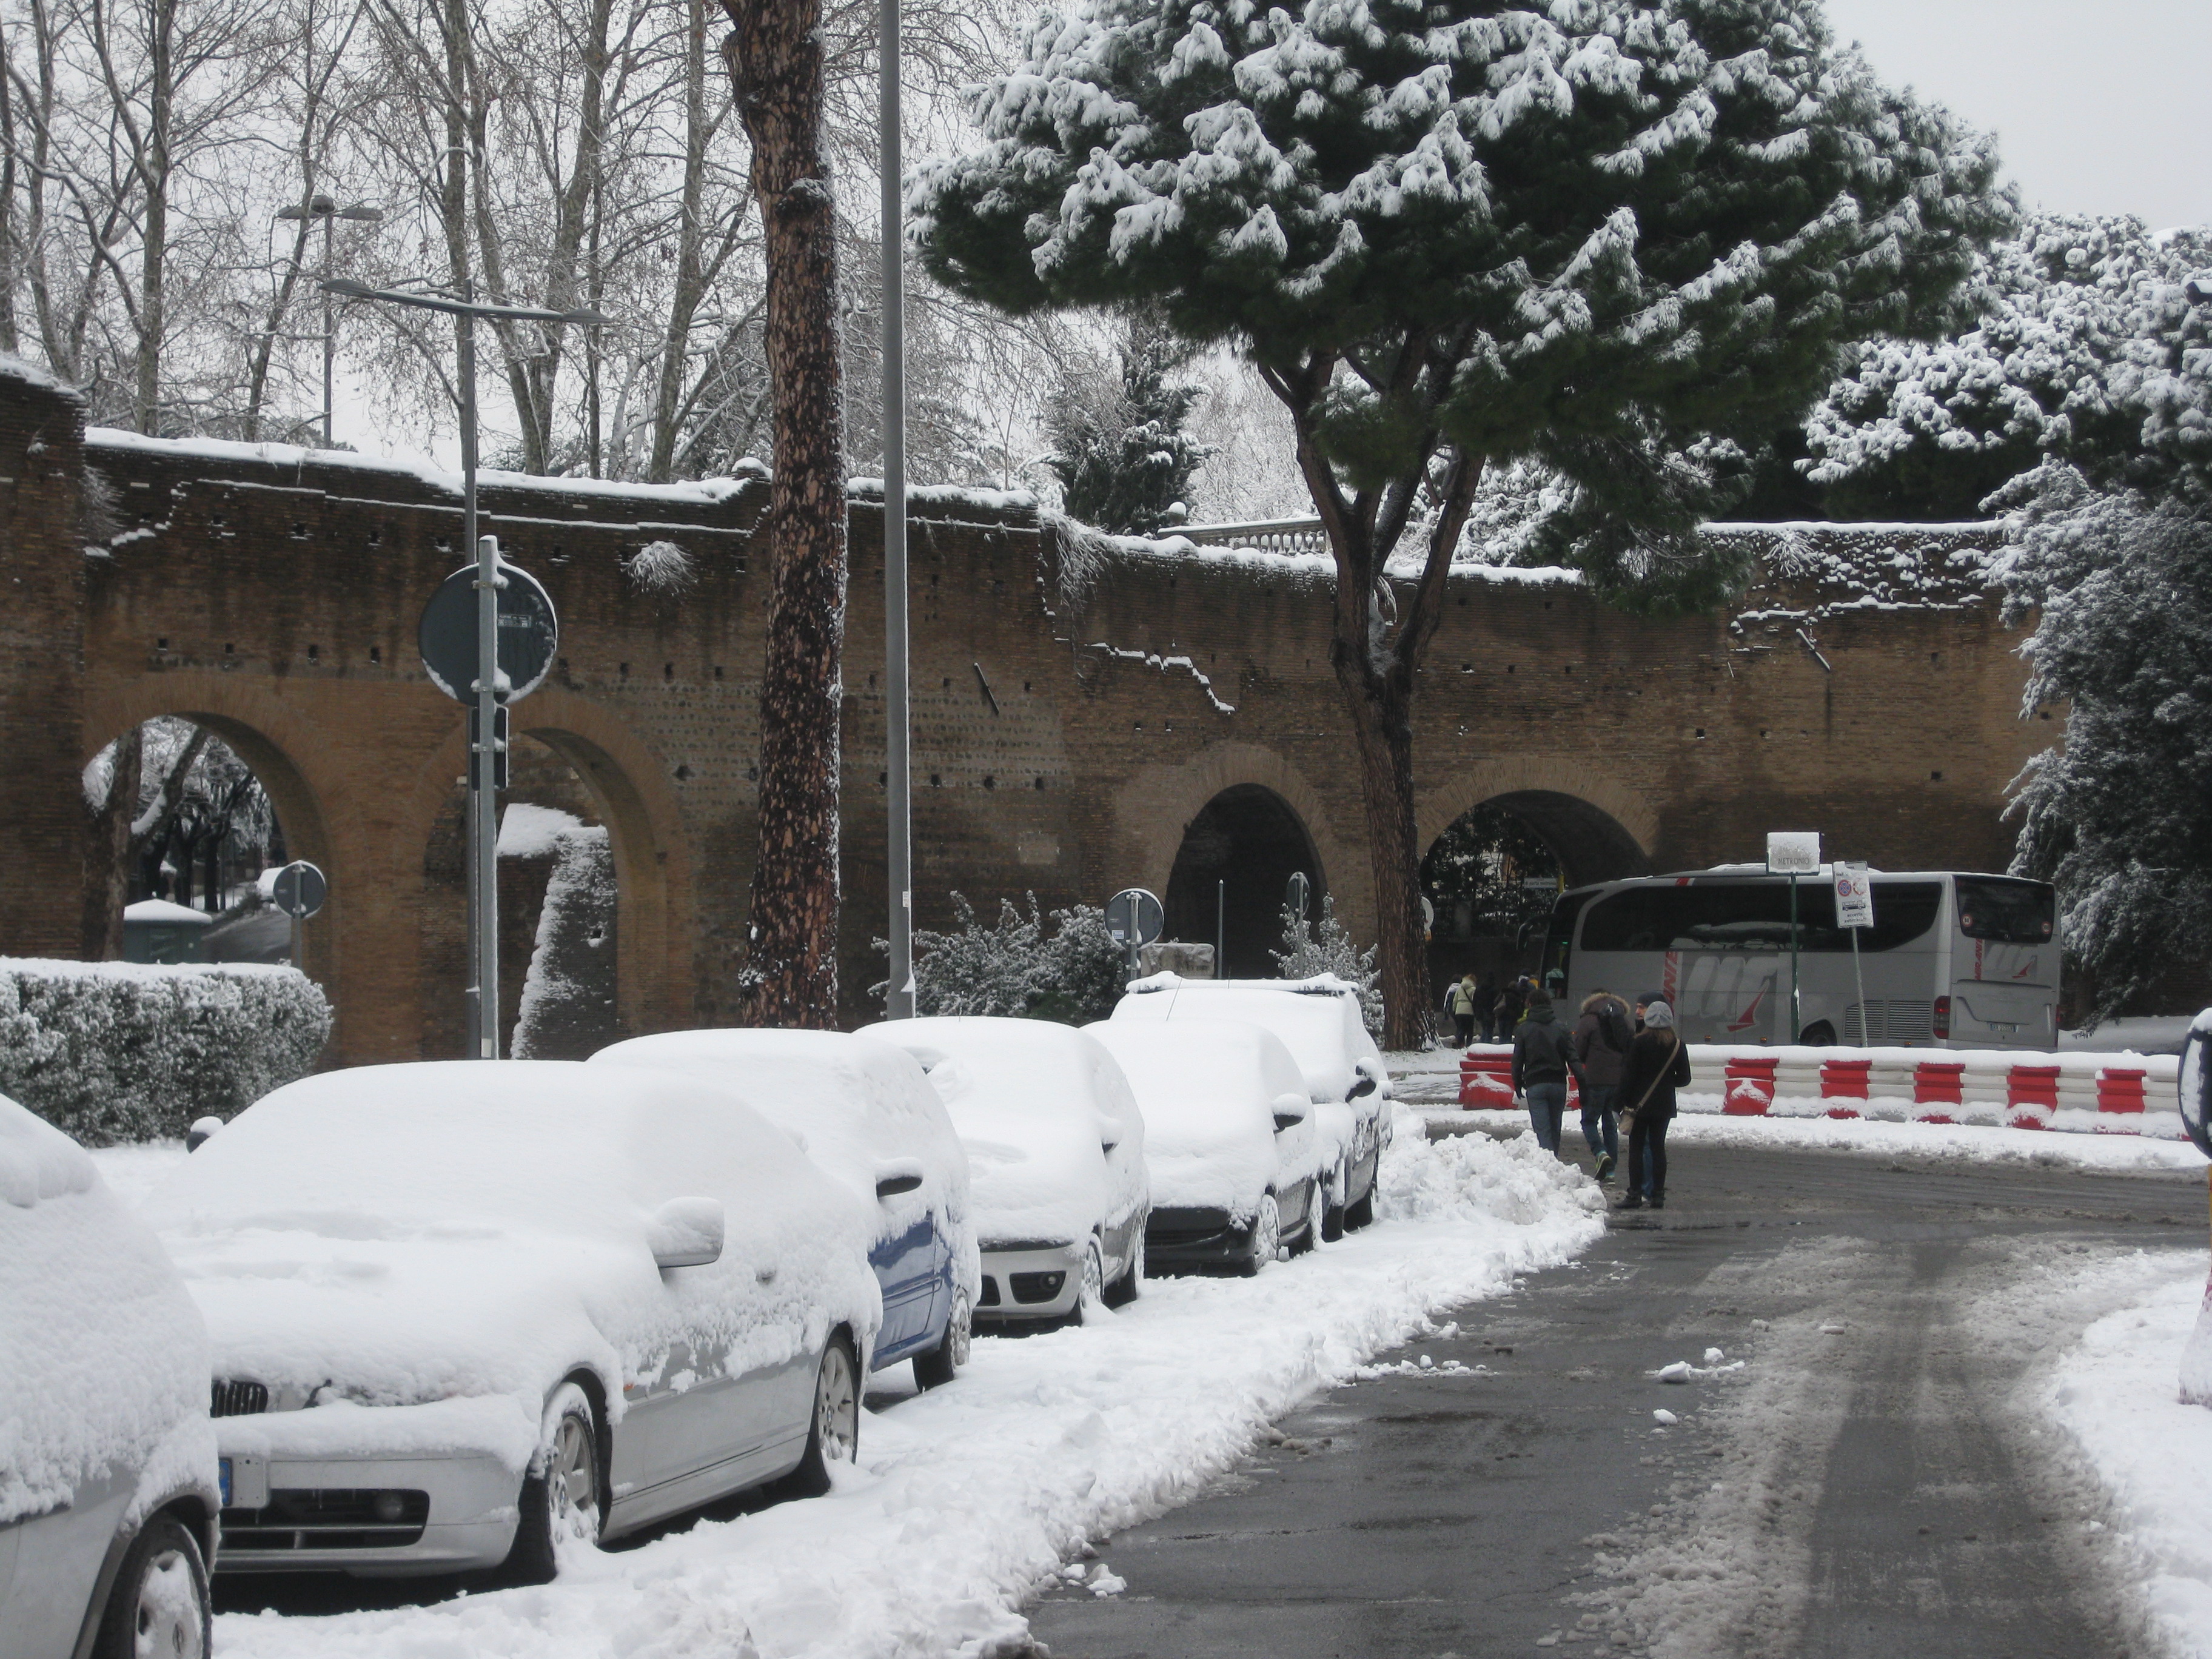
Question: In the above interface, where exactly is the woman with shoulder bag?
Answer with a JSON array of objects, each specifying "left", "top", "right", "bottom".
[{"left": 1616, "top": 999, "right": 1691, "bottom": 1211}]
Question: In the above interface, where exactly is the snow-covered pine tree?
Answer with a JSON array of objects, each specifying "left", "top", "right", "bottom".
[
  {"left": 1049, "top": 312, "right": 1213, "bottom": 535},
  {"left": 914, "top": 0, "right": 2008, "bottom": 1045},
  {"left": 1805, "top": 216, "right": 2212, "bottom": 516},
  {"left": 1272, "top": 896, "right": 1382, "bottom": 1038},
  {"left": 904, "top": 893, "right": 1130, "bottom": 1021}
]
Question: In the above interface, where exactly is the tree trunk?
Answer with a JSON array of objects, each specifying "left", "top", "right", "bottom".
[
  {"left": 82, "top": 724, "right": 141, "bottom": 958},
  {"left": 1333, "top": 650, "right": 1428, "bottom": 1049},
  {"left": 721, "top": 0, "right": 845, "bottom": 1027}
]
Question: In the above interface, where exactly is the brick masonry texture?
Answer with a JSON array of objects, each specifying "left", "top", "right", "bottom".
[{"left": 0, "top": 363, "right": 2050, "bottom": 1062}]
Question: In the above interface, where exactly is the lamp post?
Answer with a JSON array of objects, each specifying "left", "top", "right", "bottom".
[
  {"left": 880, "top": 0, "right": 915, "bottom": 1017},
  {"left": 275, "top": 196, "right": 383, "bottom": 446},
  {"left": 321, "top": 275, "right": 610, "bottom": 1057}
]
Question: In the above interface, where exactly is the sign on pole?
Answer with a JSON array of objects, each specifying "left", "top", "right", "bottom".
[
  {"left": 1106, "top": 888, "right": 1164, "bottom": 979},
  {"left": 1285, "top": 870, "right": 1310, "bottom": 920},
  {"left": 1765, "top": 832, "right": 1822, "bottom": 875},
  {"left": 418, "top": 561, "right": 558, "bottom": 705},
  {"left": 270, "top": 860, "right": 326, "bottom": 919},
  {"left": 1834, "top": 862, "right": 1874, "bottom": 930}
]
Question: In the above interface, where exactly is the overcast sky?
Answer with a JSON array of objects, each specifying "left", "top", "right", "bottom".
[{"left": 1822, "top": 0, "right": 2210, "bottom": 229}]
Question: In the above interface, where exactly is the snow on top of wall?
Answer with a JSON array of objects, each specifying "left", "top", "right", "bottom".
[
  {"left": 84, "top": 426, "right": 767, "bottom": 506},
  {"left": 848, "top": 479, "right": 1041, "bottom": 515},
  {"left": 0, "top": 956, "right": 302, "bottom": 983},
  {"left": 496, "top": 802, "right": 585, "bottom": 859},
  {"left": 122, "top": 898, "right": 215, "bottom": 927},
  {"left": 1719, "top": 520, "right": 2005, "bottom": 623},
  {"left": 0, "top": 352, "right": 79, "bottom": 399}
]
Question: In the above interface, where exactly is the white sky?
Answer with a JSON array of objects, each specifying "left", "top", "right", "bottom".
[{"left": 1823, "top": 0, "right": 2211, "bottom": 229}]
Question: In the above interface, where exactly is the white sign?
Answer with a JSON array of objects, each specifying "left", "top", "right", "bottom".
[
  {"left": 1766, "top": 831, "right": 1822, "bottom": 875},
  {"left": 1834, "top": 861, "right": 1874, "bottom": 930}
]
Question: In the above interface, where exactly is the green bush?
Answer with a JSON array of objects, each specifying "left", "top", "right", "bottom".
[{"left": 0, "top": 960, "right": 333, "bottom": 1144}]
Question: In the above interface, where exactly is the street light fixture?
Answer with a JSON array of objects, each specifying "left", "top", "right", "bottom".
[
  {"left": 321, "top": 273, "right": 612, "bottom": 1058},
  {"left": 276, "top": 196, "right": 383, "bottom": 446}
]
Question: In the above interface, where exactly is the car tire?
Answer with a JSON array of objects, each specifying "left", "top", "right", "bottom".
[
  {"left": 1104, "top": 1228, "right": 1144, "bottom": 1307},
  {"left": 1799, "top": 1021, "right": 1837, "bottom": 1047},
  {"left": 913, "top": 1289, "right": 971, "bottom": 1390},
  {"left": 93, "top": 1512, "right": 209, "bottom": 1659},
  {"left": 1239, "top": 1194, "right": 1281, "bottom": 1278},
  {"left": 1344, "top": 1178, "right": 1375, "bottom": 1232},
  {"left": 504, "top": 1381, "right": 603, "bottom": 1585},
  {"left": 1292, "top": 1182, "right": 1326, "bottom": 1255},
  {"left": 777, "top": 1334, "right": 860, "bottom": 1498},
  {"left": 1071, "top": 1238, "right": 1108, "bottom": 1324}
]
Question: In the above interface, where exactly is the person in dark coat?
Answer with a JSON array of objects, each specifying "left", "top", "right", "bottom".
[
  {"left": 1616, "top": 999, "right": 1691, "bottom": 1210},
  {"left": 1473, "top": 976, "right": 1500, "bottom": 1043},
  {"left": 1570, "top": 988, "right": 1632, "bottom": 1181},
  {"left": 1492, "top": 977, "right": 1526, "bottom": 1036},
  {"left": 1510, "top": 988, "right": 1574, "bottom": 1152}
]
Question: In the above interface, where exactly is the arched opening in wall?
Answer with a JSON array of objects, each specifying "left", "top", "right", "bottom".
[
  {"left": 1421, "top": 791, "right": 1649, "bottom": 996},
  {"left": 420, "top": 735, "right": 619, "bottom": 1061},
  {"left": 1164, "top": 785, "right": 1324, "bottom": 979},
  {"left": 81, "top": 716, "right": 323, "bottom": 969}
]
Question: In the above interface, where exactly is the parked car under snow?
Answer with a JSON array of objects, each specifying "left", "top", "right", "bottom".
[
  {"left": 1, "top": 1092, "right": 220, "bottom": 1659},
  {"left": 863, "top": 1017, "right": 1148, "bottom": 1324},
  {"left": 588, "top": 1028, "right": 981, "bottom": 1389},
  {"left": 141, "top": 1061, "right": 881, "bottom": 1582},
  {"left": 1110, "top": 976, "right": 1392, "bottom": 1237},
  {"left": 1084, "top": 1019, "right": 1324, "bottom": 1275}
]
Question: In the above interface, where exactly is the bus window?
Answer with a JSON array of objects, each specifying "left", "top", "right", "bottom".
[
  {"left": 1954, "top": 876, "right": 2056, "bottom": 943},
  {"left": 1544, "top": 889, "right": 1598, "bottom": 984},
  {"left": 1580, "top": 879, "right": 1943, "bottom": 953}
]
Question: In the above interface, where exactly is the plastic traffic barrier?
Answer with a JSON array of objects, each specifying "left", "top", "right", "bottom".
[{"left": 1723, "top": 1054, "right": 1777, "bottom": 1116}]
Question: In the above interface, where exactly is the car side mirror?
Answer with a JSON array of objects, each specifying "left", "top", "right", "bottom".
[
  {"left": 186, "top": 1115, "right": 224, "bottom": 1151},
  {"left": 1347, "top": 1074, "right": 1378, "bottom": 1101},
  {"left": 648, "top": 1196, "right": 724, "bottom": 1269},
  {"left": 874, "top": 1170, "right": 924, "bottom": 1200},
  {"left": 1273, "top": 1113, "right": 1304, "bottom": 1133}
]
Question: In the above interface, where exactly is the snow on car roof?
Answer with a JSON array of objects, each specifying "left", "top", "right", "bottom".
[{"left": 1110, "top": 980, "right": 1384, "bottom": 1104}]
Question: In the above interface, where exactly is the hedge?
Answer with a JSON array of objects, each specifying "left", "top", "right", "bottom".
[{"left": 0, "top": 959, "right": 332, "bottom": 1144}]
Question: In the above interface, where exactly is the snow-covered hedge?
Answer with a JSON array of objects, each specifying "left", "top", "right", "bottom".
[{"left": 0, "top": 959, "right": 332, "bottom": 1144}]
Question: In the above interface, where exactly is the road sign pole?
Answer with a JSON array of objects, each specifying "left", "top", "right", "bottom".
[
  {"left": 473, "top": 529, "right": 500, "bottom": 1060},
  {"left": 1789, "top": 873, "right": 1800, "bottom": 1043},
  {"left": 881, "top": 0, "right": 914, "bottom": 1021}
]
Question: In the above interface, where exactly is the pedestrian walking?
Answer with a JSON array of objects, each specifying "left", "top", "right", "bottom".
[
  {"left": 1632, "top": 990, "right": 1664, "bottom": 1034},
  {"left": 1615, "top": 999, "right": 1691, "bottom": 1210},
  {"left": 1570, "top": 988, "right": 1633, "bottom": 1181},
  {"left": 1475, "top": 975, "right": 1500, "bottom": 1042},
  {"left": 1449, "top": 972, "right": 1480, "bottom": 1048},
  {"left": 1493, "top": 976, "right": 1526, "bottom": 1035},
  {"left": 1510, "top": 988, "right": 1574, "bottom": 1152}
]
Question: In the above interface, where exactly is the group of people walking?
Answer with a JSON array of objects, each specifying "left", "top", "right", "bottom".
[
  {"left": 1478, "top": 980, "right": 1687, "bottom": 1211},
  {"left": 1443, "top": 972, "right": 1544, "bottom": 1045}
]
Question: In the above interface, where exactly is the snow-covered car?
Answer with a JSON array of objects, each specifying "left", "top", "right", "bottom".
[
  {"left": 1084, "top": 1019, "right": 1324, "bottom": 1274},
  {"left": 1, "top": 1093, "right": 220, "bottom": 1659},
  {"left": 588, "top": 1028, "right": 981, "bottom": 1388},
  {"left": 141, "top": 1061, "right": 881, "bottom": 1582},
  {"left": 862, "top": 1017, "right": 1148, "bottom": 1324},
  {"left": 1110, "top": 975, "right": 1392, "bottom": 1236}
]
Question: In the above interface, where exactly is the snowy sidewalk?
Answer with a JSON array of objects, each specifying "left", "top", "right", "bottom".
[{"left": 96, "top": 1116, "right": 1603, "bottom": 1659}]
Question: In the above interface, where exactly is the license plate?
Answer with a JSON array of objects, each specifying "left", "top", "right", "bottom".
[{"left": 219, "top": 1458, "right": 232, "bottom": 1506}]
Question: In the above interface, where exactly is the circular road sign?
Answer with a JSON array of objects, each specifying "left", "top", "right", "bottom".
[
  {"left": 271, "top": 860, "right": 327, "bottom": 920},
  {"left": 1105, "top": 888, "right": 1165, "bottom": 950},
  {"left": 1285, "top": 870, "right": 1310, "bottom": 919},
  {"left": 418, "top": 561, "right": 558, "bottom": 704}
]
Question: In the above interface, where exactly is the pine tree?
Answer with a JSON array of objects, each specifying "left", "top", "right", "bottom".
[
  {"left": 1048, "top": 313, "right": 1213, "bottom": 534},
  {"left": 1272, "top": 896, "right": 1382, "bottom": 1038},
  {"left": 914, "top": 0, "right": 2008, "bottom": 1044}
]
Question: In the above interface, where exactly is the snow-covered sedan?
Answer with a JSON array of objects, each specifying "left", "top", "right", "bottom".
[
  {"left": 862, "top": 1017, "right": 1148, "bottom": 1324},
  {"left": 588, "top": 1028, "right": 980, "bottom": 1388},
  {"left": 141, "top": 1061, "right": 881, "bottom": 1582},
  {"left": 1, "top": 1093, "right": 220, "bottom": 1659},
  {"left": 1111, "top": 975, "right": 1392, "bottom": 1236},
  {"left": 1085, "top": 1019, "right": 1324, "bottom": 1274}
]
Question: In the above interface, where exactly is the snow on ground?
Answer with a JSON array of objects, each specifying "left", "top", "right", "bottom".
[
  {"left": 93, "top": 1110, "right": 1601, "bottom": 1659},
  {"left": 2034, "top": 1250, "right": 2212, "bottom": 1659},
  {"left": 1426, "top": 1104, "right": 2206, "bottom": 1176}
]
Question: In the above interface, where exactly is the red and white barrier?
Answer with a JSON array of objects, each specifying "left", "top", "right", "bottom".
[{"left": 1453, "top": 1041, "right": 2184, "bottom": 1140}]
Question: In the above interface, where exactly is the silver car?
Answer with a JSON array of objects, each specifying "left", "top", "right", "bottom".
[
  {"left": 142, "top": 1061, "right": 883, "bottom": 1581},
  {"left": 1, "top": 1093, "right": 220, "bottom": 1659}
]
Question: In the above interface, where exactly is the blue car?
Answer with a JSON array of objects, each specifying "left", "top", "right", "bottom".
[{"left": 590, "top": 1030, "right": 980, "bottom": 1387}]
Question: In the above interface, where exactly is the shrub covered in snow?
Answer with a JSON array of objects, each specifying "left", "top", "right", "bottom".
[
  {"left": 1270, "top": 897, "right": 1382, "bottom": 1038},
  {"left": 0, "top": 959, "right": 332, "bottom": 1144},
  {"left": 900, "top": 893, "right": 1128, "bottom": 1023}
]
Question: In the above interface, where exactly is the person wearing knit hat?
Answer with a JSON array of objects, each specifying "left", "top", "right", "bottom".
[{"left": 1616, "top": 999, "right": 1691, "bottom": 1210}]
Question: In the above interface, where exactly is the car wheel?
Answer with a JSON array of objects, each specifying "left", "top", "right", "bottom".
[
  {"left": 779, "top": 1335, "right": 860, "bottom": 1497},
  {"left": 504, "top": 1381, "right": 602, "bottom": 1584},
  {"left": 1799, "top": 1021, "right": 1837, "bottom": 1047},
  {"left": 1105, "top": 1228, "right": 1145, "bottom": 1307},
  {"left": 93, "top": 1513, "right": 209, "bottom": 1659},
  {"left": 1071, "top": 1237, "right": 1108, "bottom": 1324},
  {"left": 1292, "top": 1181, "right": 1326, "bottom": 1255},
  {"left": 1344, "top": 1173, "right": 1375, "bottom": 1232},
  {"left": 1240, "top": 1194, "right": 1281, "bottom": 1278},
  {"left": 913, "top": 1288, "right": 971, "bottom": 1390}
]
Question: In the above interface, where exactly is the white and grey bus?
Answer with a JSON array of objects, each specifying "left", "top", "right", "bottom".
[{"left": 1540, "top": 867, "right": 2059, "bottom": 1048}]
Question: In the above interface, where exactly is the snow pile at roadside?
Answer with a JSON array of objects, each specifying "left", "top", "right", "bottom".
[
  {"left": 2039, "top": 1252, "right": 2212, "bottom": 1659},
  {"left": 203, "top": 1112, "right": 1603, "bottom": 1659}
]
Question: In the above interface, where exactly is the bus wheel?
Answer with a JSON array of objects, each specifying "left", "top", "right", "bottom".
[{"left": 1798, "top": 1022, "right": 1837, "bottom": 1047}]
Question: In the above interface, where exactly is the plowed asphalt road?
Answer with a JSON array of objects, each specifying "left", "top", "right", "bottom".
[{"left": 1028, "top": 1134, "right": 2206, "bottom": 1659}]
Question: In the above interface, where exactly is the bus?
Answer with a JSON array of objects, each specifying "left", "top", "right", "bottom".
[{"left": 1540, "top": 866, "right": 2059, "bottom": 1049}]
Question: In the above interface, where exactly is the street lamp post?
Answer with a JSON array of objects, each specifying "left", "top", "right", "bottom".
[
  {"left": 880, "top": 0, "right": 915, "bottom": 1018},
  {"left": 321, "top": 275, "right": 610, "bottom": 1057},
  {"left": 276, "top": 196, "right": 383, "bottom": 446}
]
